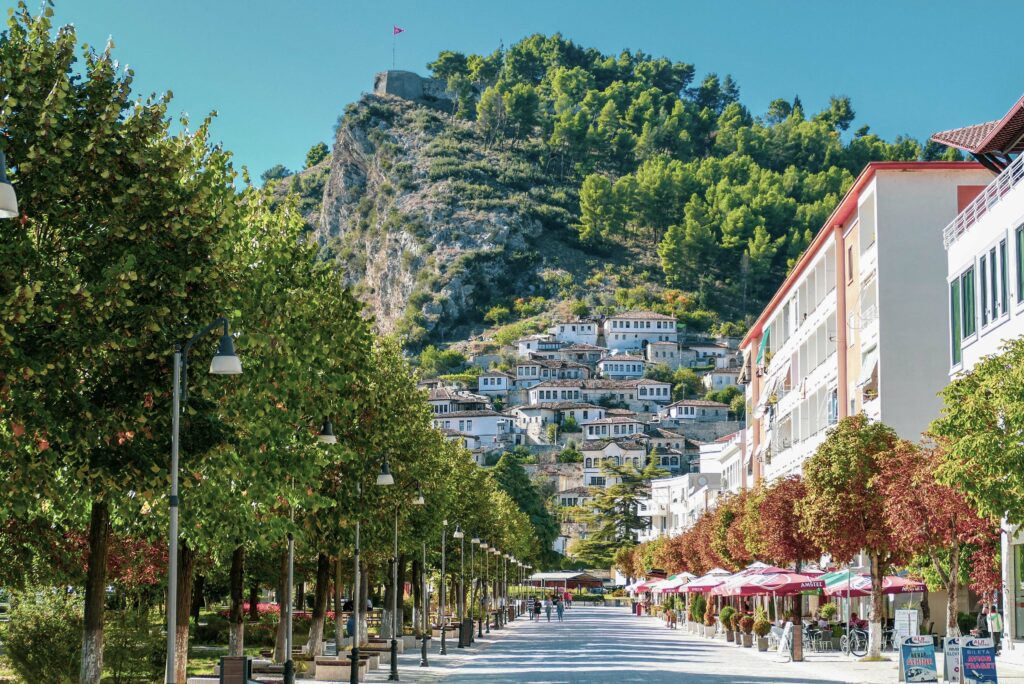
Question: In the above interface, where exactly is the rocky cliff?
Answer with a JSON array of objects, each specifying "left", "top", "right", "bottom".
[{"left": 304, "top": 94, "right": 619, "bottom": 346}]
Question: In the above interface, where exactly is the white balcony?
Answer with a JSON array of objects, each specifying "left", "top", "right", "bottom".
[{"left": 944, "top": 153, "right": 1024, "bottom": 247}]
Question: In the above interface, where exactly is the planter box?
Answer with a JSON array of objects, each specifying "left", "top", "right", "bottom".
[
  {"left": 742, "top": 633, "right": 753, "bottom": 647},
  {"left": 725, "top": 630, "right": 734, "bottom": 642},
  {"left": 704, "top": 625, "right": 716, "bottom": 638},
  {"left": 757, "top": 637, "right": 769, "bottom": 651}
]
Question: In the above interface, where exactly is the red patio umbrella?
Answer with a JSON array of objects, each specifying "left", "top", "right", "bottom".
[
  {"left": 823, "top": 574, "right": 925, "bottom": 598},
  {"left": 756, "top": 572, "right": 826, "bottom": 596}
]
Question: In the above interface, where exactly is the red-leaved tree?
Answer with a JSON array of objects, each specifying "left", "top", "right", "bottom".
[
  {"left": 757, "top": 476, "right": 819, "bottom": 567},
  {"left": 878, "top": 438, "right": 999, "bottom": 634}
]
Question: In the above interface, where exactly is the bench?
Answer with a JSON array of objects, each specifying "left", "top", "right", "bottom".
[{"left": 312, "top": 659, "right": 367, "bottom": 681}]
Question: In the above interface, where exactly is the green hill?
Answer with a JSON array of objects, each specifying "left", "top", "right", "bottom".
[{"left": 276, "top": 33, "right": 958, "bottom": 349}]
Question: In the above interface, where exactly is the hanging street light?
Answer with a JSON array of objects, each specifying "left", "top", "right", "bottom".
[{"left": 0, "top": 151, "right": 18, "bottom": 219}]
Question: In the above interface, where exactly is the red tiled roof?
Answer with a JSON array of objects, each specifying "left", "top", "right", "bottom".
[
  {"left": 931, "top": 94, "right": 1024, "bottom": 155},
  {"left": 607, "top": 310, "right": 676, "bottom": 321}
]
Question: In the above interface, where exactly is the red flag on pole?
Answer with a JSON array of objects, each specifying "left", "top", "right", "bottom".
[{"left": 393, "top": 25, "right": 405, "bottom": 35}]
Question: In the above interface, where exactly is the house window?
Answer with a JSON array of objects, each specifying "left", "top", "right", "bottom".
[
  {"left": 585, "top": 458, "right": 593, "bottom": 468},
  {"left": 1017, "top": 226, "right": 1024, "bottom": 304},
  {"left": 828, "top": 388, "right": 838, "bottom": 425},
  {"left": 467, "top": 420, "right": 472, "bottom": 430},
  {"left": 847, "top": 245, "right": 854, "bottom": 283},
  {"left": 591, "top": 476, "right": 606, "bottom": 486},
  {"left": 980, "top": 254, "right": 989, "bottom": 327},
  {"left": 990, "top": 246, "right": 999, "bottom": 320},
  {"left": 1000, "top": 239, "right": 1009, "bottom": 316},
  {"left": 961, "top": 268, "right": 976, "bottom": 337},
  {"left": 950, "top": 278, "right": 961, "bottom": 366}
]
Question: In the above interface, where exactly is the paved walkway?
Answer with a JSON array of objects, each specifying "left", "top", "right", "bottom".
[{"left": 347, "top": 605, "right": 1024, "bottom": 684}]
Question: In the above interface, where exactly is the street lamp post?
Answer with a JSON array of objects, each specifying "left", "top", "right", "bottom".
[
  {"left": 470, "top": 536, "right": 480, "bottom": 639},
  {"left": 0, "top": 151, "right": 18, "bottom": 219},
  {"left": 453, "top": 525, "right": 465, "bottom": 647},
  {"left": 480, "top": 542, "right": 490, "bottom": 633},
  {"left": 419, "top": 539, "right": 429, "bottom": 667},
  {"left": 440, "top": 520, "right": 448, "bottom": 656},
  {"left": 387, "top": 484, "right": 421, "bottom": 681},
  {"left": 491, "top": 548, "right": 501, "bottom": 629},
  {"left": 166, "top": 318, "right": 242, "bottom": 684}
]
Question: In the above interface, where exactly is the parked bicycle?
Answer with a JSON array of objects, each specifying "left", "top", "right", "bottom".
[{"left": 840, "top": 627, "right": 868, "bottom": 657}]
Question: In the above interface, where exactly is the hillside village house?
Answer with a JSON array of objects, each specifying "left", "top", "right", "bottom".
[
  {"left": 740, "top": 160, "right": 991, "bottom": 483},
  {"left": 932, "top": 97, "right": 1024, "bottom": 661},
  {"left": 515, "top": 334, "right": 563, "bottom": 358},
  {"left": 527, "top": 378, "right": 672, "bottom": 413},
  {"left": 557, "top": 343, "right": 606, "bottom": 366},
  {"left": 702, "top": 367, "right": 741, "bottom": 391},
  {"left": 550, "top": 319, "right": 599, "bottom": 346},
  {"left": 645, "top": 427, "right": 701, "bottom": 472},
  {"left": 698, "top": 430, "right": 747, "bottom": 495},
  {"left": 660, "top": 399, "right": 730, "bottom": 422},
  {"left": 580, "top": 439, "right": 647, "bottom": 485},
  {"left": 687, "top": 341, "right": 742, "bottom": 369},
  {"left": 431, "top": 409, "right": 511, "bottom": 449},
  {"left": 596, "top": 354, "right": 648, "bottom": 379},
  {"left": 583, "top": 415, "right": 645, "bottom": 440},
  {"left": 477, "top": 369, "right": 513, "bottom": 395},
  {"left": 515, "top": 358, "right": 590, "bottom": 389},
  {"left": 509, "top": 402, "right": 606, "bottom": 443},
  {"left": 428, "top": 387, "right": 490, "bottom": 415},
  {"left": 603, "top": 311, "right": 679, "bottom": 352},
  {"left": 645, "top": 340, "right": 684, "bottom": 368}
]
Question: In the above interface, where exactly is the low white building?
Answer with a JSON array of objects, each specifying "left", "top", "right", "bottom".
[
  {"left": 557, "top": 343, "right": 606, "bottom": 367},
  {"left": 596, "top": 354, "right": 648, "bottom": 379},
  {"left": 602, "top": 311, "right": 679, "bottom": 352},
  {"left": 515, "top": 358, "right": 590, "bottom": 389},
  {"left": 550, "top": 319, "right": 599, "bottom": 346},
  {"left": 687, "top": 342, "right": 741, "bottom": 369},
  {"left": 698, "top": 430, "right": 747, "bottom": 495},
  {"left": 477, "top": 370, "right": 513, "bottom": 395},
  {"left": 660, "top": 399, "right": 730, "bottom": 422}
]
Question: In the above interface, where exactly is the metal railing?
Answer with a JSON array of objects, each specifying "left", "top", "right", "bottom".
[{"left": 943, "top": 153, "right": 1024, "bottom": 247}]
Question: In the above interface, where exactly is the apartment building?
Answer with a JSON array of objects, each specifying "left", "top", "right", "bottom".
[
  {"left": 933, "top": 96, "right": 1024, "bottom": 662},
  {"left": 741, "top": 161, "right": 992, "bottom": 483}
]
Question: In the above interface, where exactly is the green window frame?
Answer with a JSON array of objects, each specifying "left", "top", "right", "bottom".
[
  {"left": 950, "top": 279, "right": 962, "bottom": 366},
  {"left": 962, "top": 267, "right": 976, "bottom": 338},
  {"left": 980, "top": 256, "right": 989, "bottom": 327},
  {"left": 1001, "top": 239, "right": 1009, "bottom": 315},
  {"left": 1017, "top": 225, "right": 1024, "bottom": 304}
]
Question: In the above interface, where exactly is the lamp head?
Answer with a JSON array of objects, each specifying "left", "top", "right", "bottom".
[
  {"left": 471, "top": 536, "right": 480, "bottom": 545},
  {"left": 318, "top": 419, "right": 337, "bottom": 444},
  {"left": 412, "top": 486, "right": 425, "bottom": 506},
  {"left": 480, "top": 541, "right": 488, "bottom": 550},
  {"left": 453, "top": 525, "right": 464, "bottom": 539},
  {"left": 209, "top": 332, "right": 243, "bottom": 375},
  {"left": 0, "top": 151, "right": 18, "bottom": 220},
  {"left": 376, "top": 459, "right": 394, "bottom": 487}
]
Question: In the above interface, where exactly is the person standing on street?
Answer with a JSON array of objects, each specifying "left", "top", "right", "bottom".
[
  {"left": 544, "top": 596, "right": 553, "bottom": 622},
  {"left": 556, "top": 597, "right": 565, "bottom": 622},
  {"left": 977, "top": 604, "right": 990, "bottom": 638},
  {"left": 988, "top": 608, "right": 1003, "bottom": 654},
  {"left": 533, "top": 597, "right": 542, "bottom": 621}
]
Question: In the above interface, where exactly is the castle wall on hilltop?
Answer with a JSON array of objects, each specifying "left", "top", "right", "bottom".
[{"left": 373, "top": 70, "right": 454, "bottom": 107}]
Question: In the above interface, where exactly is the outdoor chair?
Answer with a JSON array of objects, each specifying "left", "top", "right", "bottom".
[{"left": 768, "top": 625, "right": 784, "bottom": 650}]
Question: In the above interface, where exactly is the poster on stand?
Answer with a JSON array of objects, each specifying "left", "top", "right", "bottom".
[
  {"left": 943, "top": 636, "right": 963, "bottom": 683},
  {"left": 899, "top": 635, "right": 938, "bottom": 683},
  {"left": 959, "top": 638, "right": 997, "bottom": 684},
  {"left": 896, "top": 609, "right": 921, "bottom": 640}
]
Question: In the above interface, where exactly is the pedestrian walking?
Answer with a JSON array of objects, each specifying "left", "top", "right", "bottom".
[
  {"left": 527, "top": 595, "right": 536, "bottom": 621},
  {"left": 556, "top": 598, "right": 565, "bottom": 622},
  {"left": 563, "top": 590, "right": 571, "bottom": 608},
  {"left": 533, "top": 597, "right": 542, "bottom": 621},
  {"left": 544, "top": 596, "right": 553, "bottom": 622},
  {"left": 976, "top": 604, "right": 990, "bottom": 638}
]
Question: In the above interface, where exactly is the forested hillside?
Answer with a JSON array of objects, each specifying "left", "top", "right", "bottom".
[{"left": 282, "top": 34, "right": 958, "bottom": 348}]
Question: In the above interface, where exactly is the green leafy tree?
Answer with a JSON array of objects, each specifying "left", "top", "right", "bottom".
[
  {"left": 304, "top": 142, "right": 329, "bottom": 168},
  {"left": 260, "top": 164, "right": 291, "bottom": 183},
  {"left": 427, "top": 50, "right": 469, "bottom": 80},
  {"left": 573, "top": 460, "right": 666, "bottom": 566},
  {"left": 491, "top": 453, "right": 559, "bottom": 566}
]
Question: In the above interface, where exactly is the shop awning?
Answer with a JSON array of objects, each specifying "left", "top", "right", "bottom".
[
  {"left": 683, "top": 568, "right": 732, "bottom": 593},
  {"left": 823, "top": 574, "right": 925, "bottom": 598}
]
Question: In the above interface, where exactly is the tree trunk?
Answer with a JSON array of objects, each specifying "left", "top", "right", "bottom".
[
  {"left": 867, "top": 553, "right": 884, "bottom": 658},
  {"left": 248, "top": 582, "right": 260, "bottom": 621},
  {"left": 359, "top": 560, "right": 369, "bottom": 645},
  {"left": 412, "top": 558, "right": 422, "bottom": 637},
  {"left": 334, "top": 555, "right": 344, "bottom": 652},
  {"left": 397, "top": 554, "right": 407, "bottom": 635},
  {"left": 192, "top": 574, "right": 205, "bottom": 627},
  {"left": 80, "top": 499, "right": 110, "bottom": 684},
  {"left": 382, "top": 558, "right": 395, "bottom": 639},
  {"left": 307, "top": 552, "right": 330, "bottom": 656},
  {"left": 946, "top": 543, "right": 960, "bottom": 636},
  {"left": 274, "top": 550, "right": 288, "bottom": 662},
  {"left": 297, "top": 581, "right": 305, "bottom": 613},
  {"left": 228, "top": 546, "right": 245, "bottom": 656},
  {"left": 175, "top": 542, "right": 196, "bottom": 684}
]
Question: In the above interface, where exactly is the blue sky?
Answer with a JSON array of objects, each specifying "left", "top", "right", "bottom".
[{"left": 18, "top": 0, "right": 1024, "bottom": 179}]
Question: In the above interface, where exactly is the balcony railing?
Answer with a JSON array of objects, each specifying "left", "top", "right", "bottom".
[{"left": 944, "top": 153, "right": 1024, "bottom": 247}]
